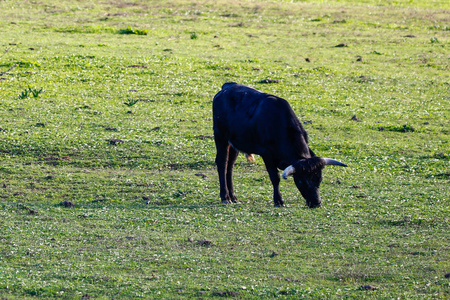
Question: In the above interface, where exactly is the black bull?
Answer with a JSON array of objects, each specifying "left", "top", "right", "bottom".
[{"left": 212, "top": 82, "right": 347, "bottom": 207}]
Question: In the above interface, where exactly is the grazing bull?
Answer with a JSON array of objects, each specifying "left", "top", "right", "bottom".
[{"left": 212, "top": 82, "right": 347, "bottom": 208}]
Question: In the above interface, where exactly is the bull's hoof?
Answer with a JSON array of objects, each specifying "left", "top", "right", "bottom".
[
  {"left": 274, "top": 203, "right": 285, "bottom": 207},
  {"left": 222, "top": 198, "right": 240, "bottom": 205},
  {"left": 307, "top": 203, "right": 321, "bottom": 208}
]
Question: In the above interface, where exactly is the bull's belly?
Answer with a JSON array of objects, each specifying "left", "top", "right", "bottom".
[
  {"left": 228, "top": 139, "right": 254, "bottom": 154},
  {"left": 228, "top": 140, "right": 256, "bottom": 162}
]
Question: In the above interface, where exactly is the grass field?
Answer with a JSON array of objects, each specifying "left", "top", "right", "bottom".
[{"left": 0, "top": 0, "right": 449, "bottom": 298}]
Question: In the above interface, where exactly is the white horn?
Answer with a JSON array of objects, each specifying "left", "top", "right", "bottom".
[
  {"left": 323, "top": 158, "right": 347, "bottom": 167},
  {"left": 282, "top": 165, "right": 296, "bottom": 179}
]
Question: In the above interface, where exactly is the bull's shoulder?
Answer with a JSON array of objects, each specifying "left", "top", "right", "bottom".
[
  {"left": 260, "top": 95, "right": 296, "bottom": 115},
  {"left": 264, "top": 95, "right": 289, "bottom": 105},
  {"left": 262, "top": 95, "right": 306, "bottom": 136}
]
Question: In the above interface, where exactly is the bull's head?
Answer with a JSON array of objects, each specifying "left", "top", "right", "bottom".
[{"left": 282, "top": 157, "right": 347, "bottom": 208}]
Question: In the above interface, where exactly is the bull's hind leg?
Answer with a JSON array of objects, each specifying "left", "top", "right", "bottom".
[
  {"left": 215, "top": 137, "right": 232, "bottom": 204},
  {"left": 226, "top": 146, "right": 239, "bottom": 203}
]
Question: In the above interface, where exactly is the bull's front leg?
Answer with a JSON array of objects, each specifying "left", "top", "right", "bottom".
[{"left": 263, "top": 158, "right": 285, "bottom": 207}]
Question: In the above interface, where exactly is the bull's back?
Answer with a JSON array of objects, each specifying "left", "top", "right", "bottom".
[
  {"left": 213, "top": 83, "right": 295, "bottom": 153},
  {"left": 213, "top": 83, "right": 268, "bottom": 130},
  {"left": 213, "top": 82, "right": 293, "bottom": 124}
]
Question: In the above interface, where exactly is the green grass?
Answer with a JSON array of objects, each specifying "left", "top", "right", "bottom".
[{"left": 0, "top": 0, "right": 449, "bottom": 298}]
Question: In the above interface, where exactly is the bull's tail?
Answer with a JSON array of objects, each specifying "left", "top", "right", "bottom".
[{"left": 245, "top": 153, "right": 255, "bottom": 163}]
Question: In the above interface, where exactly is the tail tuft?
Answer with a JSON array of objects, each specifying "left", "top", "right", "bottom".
[{"left": 245, "top": 154, "right": 255, "bottom": 163}]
